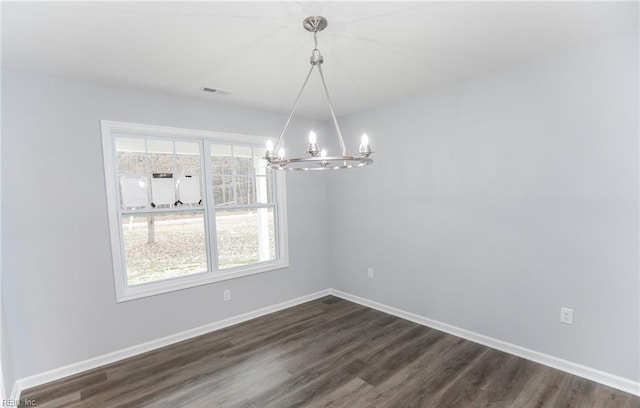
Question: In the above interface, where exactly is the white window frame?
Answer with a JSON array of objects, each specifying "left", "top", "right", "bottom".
[{"left": 101, "top": 120, "right": 288, "bottom": 302}]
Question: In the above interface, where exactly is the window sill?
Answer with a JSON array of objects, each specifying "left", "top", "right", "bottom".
[{"left": 115, "top": 260, "right": 289, "bottom": 303}]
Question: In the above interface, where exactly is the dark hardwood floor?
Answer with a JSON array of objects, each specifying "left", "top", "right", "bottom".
[{"left": 21, "top": 296, "right": 639, "bottom": 407}]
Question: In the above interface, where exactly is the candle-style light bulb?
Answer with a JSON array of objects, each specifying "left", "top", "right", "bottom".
[
  {"left": 264, "top": 140, "right": 276, "bottom": 162},
  {"left": 360, "top": 133, "right": 369, "bottom": 147},
  {"left": 359, "top": 133, "right": 372, "bottom": 157},
  {"left": 278, "top": 148, "right": 285, "bottom": 159},
  {"left": 318, "top": 148, "right": 329, "bottom": 168},
  {"left": 306, "top": 130, "right": 319, "bottom": 157}
]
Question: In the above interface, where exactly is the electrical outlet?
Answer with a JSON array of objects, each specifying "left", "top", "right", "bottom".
[
  {"left": 224, "top": 289, "right": 231, "bottom": 301},
  {"left": 560, "top": 307, "right": 573, "bottom": 325},
  {"left": 367, "top": 268, "right": 374, "bottom": 279}
]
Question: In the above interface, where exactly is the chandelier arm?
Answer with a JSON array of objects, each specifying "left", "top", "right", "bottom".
[
  {"left": 273, "top": 64, "right": 316, "bottom": 151},
  {"left": 317, "top": 64, "right": 347, "bottom": 156}
]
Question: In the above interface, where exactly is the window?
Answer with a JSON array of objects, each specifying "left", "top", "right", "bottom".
[{"left": 101, "top": 121, "right": 288, "bottom": 302}]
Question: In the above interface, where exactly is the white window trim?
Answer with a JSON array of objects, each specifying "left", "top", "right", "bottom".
[{"left": 101, "top": 120, "right": 289, "bottom": 302}]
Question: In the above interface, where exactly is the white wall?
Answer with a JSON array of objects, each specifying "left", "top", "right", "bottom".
[
  {"left": 1, "top": 70, "right": 330, "bottom": 380},
  {"left": 2, "top": 28, "right": 638, "bottom": 392},
  {"left": 327, "top": 32, "right": 639, "bottom": 382},
  {"left": 0, "top": 53, "right": 7, "bottom": 397},
  {"left": 1, "top": 306, "right": 13, "bottom": 396}
]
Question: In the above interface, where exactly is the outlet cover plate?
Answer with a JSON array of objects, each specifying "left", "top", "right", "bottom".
[{"left": 560, "top": 307, "right": 574, "bottom": 324}]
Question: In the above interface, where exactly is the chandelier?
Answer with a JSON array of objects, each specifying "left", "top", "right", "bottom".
[{"left": 264, "top": 16, "right": 373, "bottom": 171}]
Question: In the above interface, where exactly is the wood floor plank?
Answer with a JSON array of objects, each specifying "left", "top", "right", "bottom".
[
  {"left": 469, "top": 354, "right": 537, "bottom": 408},
  {"left": 348, "top": 334, "right": 471, "bottom": 407},
  {"left": 20, "top": 296, "right": 639, "bottom": 408},
  {"left": 69, "top": 302, "right": 370, "bottom": 407},
  {"left": 592, "top": 385, "right": 640, "bottom": 408},
  {"left": 511, "top": 365, "right": 570, "bottom": 408},
  {"left": 425, "top": 348, "right": 512, "bottom": 408},
  {"left": 358, "top": 326, "right": 445, "bottom": 387},
  {"left": 549, "top": 375, "right": 597, "bottom": 408},
  {"left": 380, "top": 338, "right": 488, "bottom": 408},
  {"left": 20, "top": 371, "right": 107, "bottom": 402},
  {"left": 307, "top": 377, "right": 374, "bottom": 408},
  {"left": 35, "top": 391, "right": 81, "bottom": 408}
]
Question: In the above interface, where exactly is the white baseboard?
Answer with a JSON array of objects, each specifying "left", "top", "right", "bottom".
[
  {"left": 10, "top": 287, "right": 639, "bottom": 400},
  {"left": 11, "top": 289, "right": 331, "bottom": 400},
  {"left": 329, "top": 289, "right": 640, "bottom": 397}
]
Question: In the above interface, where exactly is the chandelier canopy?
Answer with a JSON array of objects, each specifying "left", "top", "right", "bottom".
[{"left": 264, "top": 16, "right": 374, "bottom": 171}]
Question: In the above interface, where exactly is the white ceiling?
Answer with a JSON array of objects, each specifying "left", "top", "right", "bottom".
[{"left": 2, "top": 1, "right": 637, "bottom": 120}]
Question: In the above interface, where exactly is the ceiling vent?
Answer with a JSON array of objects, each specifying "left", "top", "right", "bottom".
[{"left": 201, "top": 87, "right": 231, "bottom": 95}]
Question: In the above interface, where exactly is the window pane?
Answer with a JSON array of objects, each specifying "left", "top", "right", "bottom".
[
  {"left": 211, "top": 144, "right": 232, "bottom": 156},
  {"left": 175, "top": 141, "right": 201, "bottom": 175},
  {"left": 235, "top": 176, "right": 256, "bottom": 205},
  {"left": 212, "top": 176, "right": 233, "bottom": 206},
  {"left": 254, "top": 146, "right": 268, "bottom": 175},
  {"left": 122, "top": 212, "right": 208, "bottom": 285},
  {"left": 211, "top": 144, "right": 233, "bottom": 175},
  {"left": 148, "top": 140, "right": 174, "bottom": 174},
  {"left": 151, "top": 174, "right": 175, "bottom": 208},
  {"left": 255, "top": 175, "right": 273, "bottom": 204},
  {"left": 216, "top": 208, "right": 275, "bottom": 269},
  {"left": 234, "top": 145, "right": 254, "bottom": 175},
  {"left": 177, "top": 175, "right": 202, "bottom": 207},
  {"left": 116, "top": 137, "right": 146, "bottom": 174},
  {"left": 120, "top": 175, "right": 149, "bottom": 209},
  {"left": 175, "top": 142, "right": 202, "bottom": 207}
]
